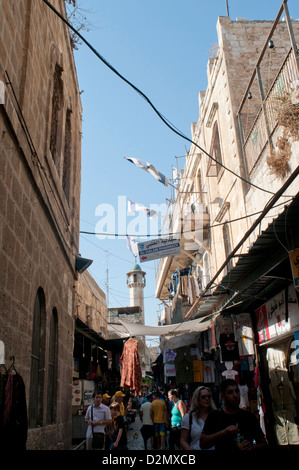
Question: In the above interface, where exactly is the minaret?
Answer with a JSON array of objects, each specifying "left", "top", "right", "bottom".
[
  {"left": 126, "top": 263, "right": 146, "bottom": 324},
  {"left": 126, "top": 263, "right": 146, "bottom": 371}
]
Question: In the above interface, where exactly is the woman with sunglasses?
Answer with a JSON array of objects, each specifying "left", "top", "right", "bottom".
[{"left": 180, "top": 386, "right": 216, "bottom": 450}]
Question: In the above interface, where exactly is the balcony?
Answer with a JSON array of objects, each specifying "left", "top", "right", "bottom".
[
  {"left": 155, "top": 202, "right": 210, "bottom": 299},
  {"left": 237, "top": 3, "right": 299, "bottom": 177}
]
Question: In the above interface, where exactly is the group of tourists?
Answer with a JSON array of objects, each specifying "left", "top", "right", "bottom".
[
  {"left": 139, "top": 379, "right": 268, "bottom": 451},
  {"left": 84, "top": 379, "right": 268, "bottom": 451},
  {"left": 85, "top": 389, "right": 133, "bottom": 450}
]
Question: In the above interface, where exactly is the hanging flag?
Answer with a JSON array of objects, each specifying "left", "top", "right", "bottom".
[
  {"left": 128, "top": 199, "right": 158, "bottom": 219},
  {"left": 126, "top": 236, "right": 139, "bottom": 257},
  {"left": 124, "top": 157, "right": 168, "bottom": 186}
]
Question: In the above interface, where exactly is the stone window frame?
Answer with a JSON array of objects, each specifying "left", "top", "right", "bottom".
[
  {"left": 29, "top": 287, "right": 46, "bottom": 428},
  {"left": 46, "top": 308, "right": 58, "bottom": 425}
]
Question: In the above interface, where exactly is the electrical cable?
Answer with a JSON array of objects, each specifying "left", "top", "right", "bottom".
[
  {"left": 79, "top": 198, "right": 293, "bottom": 238},
  {"left": 42, "top": 0, "right": 291, "bottom": 197}
]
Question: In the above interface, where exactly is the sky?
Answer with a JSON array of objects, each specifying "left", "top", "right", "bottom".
[{"left": 69, "top": 0, "right": 299, "bottom": 346}]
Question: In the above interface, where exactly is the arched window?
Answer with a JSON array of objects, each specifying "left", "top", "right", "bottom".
[
  {"left": 207, "top": 121, "right": 223, "bottom": 177},
  {"left": 223, "top": 223, "right": 233, "bottom": 274},
  {"left": 29, "top": 288, "right": 46, "bottom": 428},
  {"left": 47, "top": 308, "right": 58, "bottom": 424},
  {"left": 63, "top": 108, "right": 72, "bottom": 202},
  {"left": 50, "top": 63, "right": 64, "bottom": 172}
]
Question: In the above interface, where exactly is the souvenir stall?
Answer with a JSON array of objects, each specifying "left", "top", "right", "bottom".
[
  {"left": 72, "top": 318, "right": 123, "bottom": 444},
  {"left": 161, "top": 311, "right": 258, "bottom": 413},
  {"left": 255, "top": 284, "right": 299, "bottom": 447}
]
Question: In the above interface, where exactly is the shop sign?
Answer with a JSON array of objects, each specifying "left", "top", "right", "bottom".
[
  {"left": 255, "top": 285, "right": 299, "bottom": 344},
  {"left": 164, "top": 363, "right": 176, "bottom": 377},
  {"left": 289, "top": 249, "right": 299, "bottom": 293},
  {"left": 138, "top": 238, "right": 180, "bottom": 263}
]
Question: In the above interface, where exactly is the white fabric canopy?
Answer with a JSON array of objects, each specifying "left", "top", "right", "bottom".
[{"left": 108, "top": 315, "right": 215, "bottom": 349}]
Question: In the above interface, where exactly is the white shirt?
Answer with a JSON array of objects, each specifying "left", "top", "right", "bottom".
[
  {"left": 140, "top": 401, "right": 153, "bottom": 425},
  {"left": 181, "top": 413, "right": 214, "bottom": 450},
  {"left": 85, "top": 403, "right": 111, "bottom": 438}
]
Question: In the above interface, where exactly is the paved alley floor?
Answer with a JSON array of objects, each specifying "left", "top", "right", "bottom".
[{"left": 127, "top": 414, "right": 169, "bottom": 451}]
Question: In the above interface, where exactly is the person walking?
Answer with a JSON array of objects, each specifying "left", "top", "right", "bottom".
[
  {"left": 150, "top": 390, "right": 167, "bottom": 450},
  {"left": 140, "top": 393, "right": 154, "bottom": 450},
  {"left": 109, "top": 403, "right": 128, "bottom": 450},
  {"left": 102, "top": 393, "right": 111, "bottom": 406},
  {"left": 85, "top": 392, "right": 112, "bottom": 450},
  {"left": 180, "top": 386, "right": 216, "bottom": 450},
  {"left": 168, "top": 389, "right": 187, "bottom": 450},
  {"left": 111, "top": 390, "right": 126, "bottom": 417},
  {"left": 200, "top": 379, "right": 268, "bottom": 450}
]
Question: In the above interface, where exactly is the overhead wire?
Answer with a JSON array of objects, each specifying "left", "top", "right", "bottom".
[
  {"left": 79, "top": 198, "right": 293, "bottom": 238},
  {"left": 42, "top": 0, "right": 292, "bottom": 197}
]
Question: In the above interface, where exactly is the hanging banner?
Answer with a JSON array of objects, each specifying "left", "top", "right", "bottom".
[
  {"left": 255, "top": 289, "right": 290, "bottom": 344},
  {"left": 138, "top": 238, "right": 180, "bottom": 263},
  {"left": 289, "top": 248, "right": 299, "bottom": 293},
  {"left": 255, "top": 285, "right": 299, "bottom": 344}
]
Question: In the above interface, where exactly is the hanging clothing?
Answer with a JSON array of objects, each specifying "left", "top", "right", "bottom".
[
  {"left": 216, "top": 316, "right": 234, "bottom": 342},
  {"left": 219, "top": 333, "right": 240, "bottom": 362},
  {"left": 266, "top": 348, "right": 286, "bottom": 370},
  {"left": 269, "top": 369, "right": 299, "bottom": 446},
  {"left": 193, "top": 359, "right": 204, "bottom": 383},
  {"left": 175, "top": 347, "right": 193, "bottom": 384},
  {"left": 222, "top": 369, "right": 239, "bottom": 381},
  {"left": 239, "top": 384, "right": 249, "bottom": 409},
  {"left": 2, "top": 372, "right": 28, "bottom": 450},
  {"left": 120, "top": 338, "right": 142, "bottom": 395},
  {"left": 203, "top": 360, "right": 216, "bottom": 383},
  {"left": 233, "top": 313, "right": 255, "bottom": 356}
]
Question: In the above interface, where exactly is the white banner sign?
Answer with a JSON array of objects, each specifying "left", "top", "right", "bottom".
[{"left": 138, "top": 238, "right": 180, "bottom": 263}]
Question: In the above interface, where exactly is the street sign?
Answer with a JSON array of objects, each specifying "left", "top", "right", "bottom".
[{"left": 138, "top": 238, "right": 180, "bottom": 263}]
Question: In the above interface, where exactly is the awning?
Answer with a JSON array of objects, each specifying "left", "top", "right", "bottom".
[
  {"left": 75, "top": 317, "right": 124, "bottom": 352},
  {"left": 108, "top": 314, "right": 215, "bottom": 349},
  {"left": 187, "top": 193, "right": 299, "bottom": 319}
]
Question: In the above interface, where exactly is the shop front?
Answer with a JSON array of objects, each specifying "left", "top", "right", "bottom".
[
  {"left": 72, "top": 317, "right": 124, "bottom": 446},
  {"left": 160, "top": 311, "right": 260, "bottom": 416},
  {"left": 255, "top": 284, "right": 299, "bottom": 448}
]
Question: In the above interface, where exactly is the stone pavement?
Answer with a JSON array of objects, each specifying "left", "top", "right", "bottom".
[{"left": 127, "top": 414, "right": 169, "bottom": 451}]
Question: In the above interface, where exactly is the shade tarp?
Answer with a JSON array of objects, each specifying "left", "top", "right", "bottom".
[
  {"left": 108, "top": 315, "right": 215, "bottom": 345},
  {"left": 160, "top": 331, "right": 202, "bottom": 350}
]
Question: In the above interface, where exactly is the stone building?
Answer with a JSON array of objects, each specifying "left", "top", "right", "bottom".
[
  {"left": 75, "top": 271, "right": 108, "bottom": 340},
  {"left": 0, "top": 0, "right": 82, "bottom": 449},
  {"left": 155, "top": 2, "right": 299, "bottom": 447},
  {"left": 156, "top": 2, "right": 299, "bottom": 325}
]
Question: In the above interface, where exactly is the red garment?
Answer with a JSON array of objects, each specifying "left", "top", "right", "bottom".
[
  {"left": 3, "top": 373, "right": 28, "bottom": 450},
  {"left": 120, "top": 338, "right": 142, "bottom": 395}
]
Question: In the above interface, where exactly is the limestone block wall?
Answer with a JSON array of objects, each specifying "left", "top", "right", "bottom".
[
  {"left": 76, "top": 272, "right": 108, "bottom": 338},
  {"left": 0, "top": 0, "right": 82, "bottom": 449},
  {"left": 191, "top": 16, "right": 299, "bottom": 284}
]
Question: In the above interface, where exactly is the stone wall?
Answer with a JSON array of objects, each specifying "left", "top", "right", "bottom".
[
  {"left": 194, "top": 16, "right": 299, "bottom": 281},
  {"left": 0, "top": 0, "right": 82, "bottom": 449},
  {"left": 76, "top": 271, "right": 108, "bottom": 338}
]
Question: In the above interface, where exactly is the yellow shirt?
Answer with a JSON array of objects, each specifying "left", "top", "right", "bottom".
[{"left": 150, "top": 399, "right": 166, "bottom": 423}]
